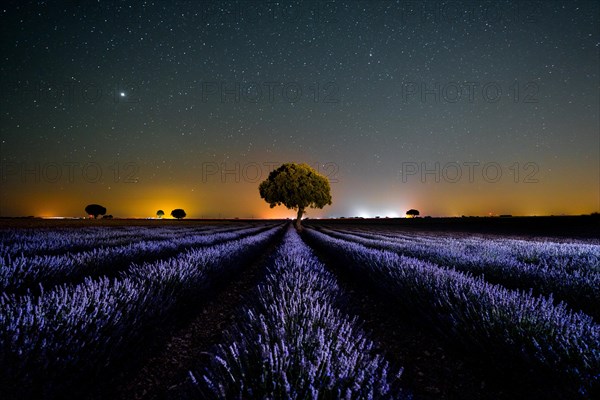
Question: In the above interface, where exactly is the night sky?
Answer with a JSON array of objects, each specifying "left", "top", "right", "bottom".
[{"left": 1, "top": 1, "right": 598, "bottom": 218}]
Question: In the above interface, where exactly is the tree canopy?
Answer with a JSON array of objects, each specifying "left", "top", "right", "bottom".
[
  {"left": 259, "top": 162, "right": 332, "bottom": 230},
  {"left": 85, "top": 204, "right": 106, "bottom": 219},
  {"left": 156, "top": 210, "right": 165, "bottom": 218},
  {"left": 171, "top": 209, "right": 186, "bottom": 219},
  {"left": 406, "top": 209, "right": 420, "bottom": 218}
]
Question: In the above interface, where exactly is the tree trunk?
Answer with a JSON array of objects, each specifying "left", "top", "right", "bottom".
[{"left": 295, "top": 208, "right": 304, "bottom": 231}]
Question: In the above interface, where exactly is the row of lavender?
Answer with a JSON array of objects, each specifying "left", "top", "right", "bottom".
[
  {"left": 331, "top": 226, "right": 600, "bottom": 272},
  {"left": 304, "top": 228, "right": 600, "bottom": 397},
  {"left": 0, "top": 224, "right": 275, "bottom": 295},
  {"left": 318, "top": 227, "right": 600, "bottom": 319},
  {"left": 0, "top": 224, "right": 284, "bottom": 399},
  {"left": 0, "top": 223, "right": 249, "bottom": 257},
  {"left": 192, "top": 226, "right": 402, "bottom": 399}
]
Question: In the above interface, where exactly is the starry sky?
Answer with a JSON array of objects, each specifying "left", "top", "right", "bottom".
[{"left": 1, "top": 0, "right": 598, "bottom": 218}]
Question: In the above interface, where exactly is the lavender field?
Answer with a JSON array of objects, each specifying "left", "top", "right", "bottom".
[{"left": 1, "top": 220, "right": 598, "bottom": 399}]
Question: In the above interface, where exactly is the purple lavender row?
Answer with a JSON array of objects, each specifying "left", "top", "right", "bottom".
[
  {"left": 0, "top": 226, "right": 185, "bottom": 256},
  {"left": 304, "top": 228, "right": 600, "bottom": 397},
  {"left": 330, "top": 227, "right": 600, "bottom": 273},
  {"left": 326, "top": 225, "right": 600, "bottom": 280},
  {"left": 0, "top": 224, "right": 277, "bottom": 293},
  {"left": 0, "top": 225, "right": 283, "bottom": 399},
  {"left": 319, "top": 227, "right": 600, "bottom": 319},
  {"left": 0, "top": 224, "right": 277, "bottom": 295},
  {"left": 195, "top": 226, "right": 403, "bottom": 399},
  {"left": 0, "top": 224, "right": 247, "bottom": 257}
]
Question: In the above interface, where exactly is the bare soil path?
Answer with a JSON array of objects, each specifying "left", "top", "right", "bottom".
[
  {"left": 107, "top": 234, "right": 284, "bottom": 400},
  {"left": 301, "top": 231, "right": 548, "bottom": 400}
]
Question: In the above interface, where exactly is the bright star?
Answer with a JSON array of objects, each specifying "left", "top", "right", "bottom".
[{"left": 120, "top": 92, "right": 126, "bottom": 97}]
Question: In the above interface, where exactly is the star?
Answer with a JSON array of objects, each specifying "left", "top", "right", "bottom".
[{"left": 0, "top": 0, "right": 596, "bottom": 218}]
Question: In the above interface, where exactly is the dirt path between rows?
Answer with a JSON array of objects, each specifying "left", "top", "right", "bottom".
[
  {"left": 301, "top": 232, "right": 519, "bottom": 400},
  {"left": 94, "top": 225, "right": 548, "bottom": 399},
  {"left": 109, "top": 236, "right": 283, "bottom": 400}
]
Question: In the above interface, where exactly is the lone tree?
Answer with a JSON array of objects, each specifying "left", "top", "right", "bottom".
[
  {"left": 156, "top": 210, "right": 165, "bottom": 219},
  {"left": 406, "top": 209, "right": 420, "bottom": 218},
  {"left": 171, "top": 209, "right": 186, "bottom": 219},
  {"left": 85, "top": 204, "right": 106, "bottom": 219},
  {"left": 259, "top": 162, "right": 332, "bottom": 230}
]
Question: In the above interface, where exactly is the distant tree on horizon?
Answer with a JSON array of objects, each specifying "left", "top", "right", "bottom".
[
  {"left": 406, "top": 209, "right": 420, "bottom": 218},
  {"left": 156, "top": 210, "right": 165, "bottom": 219},
  {"left": 85, "top": 204, "right": 107, "bottom": 219},
  {"left": 171, "top": 209, "right": 186, "bottom": 219},
  {"left": 259, "top": 162, "right": 332, "bottom": 231}
]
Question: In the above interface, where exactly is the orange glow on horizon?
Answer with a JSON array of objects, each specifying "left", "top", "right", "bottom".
[{"left": 2, "top": 174, "right": 598, "bottom": 219}]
